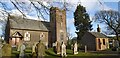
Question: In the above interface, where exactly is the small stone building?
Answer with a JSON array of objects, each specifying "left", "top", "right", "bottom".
[
  {"left": 81, "top": 25, "right": 109, "bottom": 51},
  {"left": 4, "top": 7, "right": 67, "bottom": 47}
]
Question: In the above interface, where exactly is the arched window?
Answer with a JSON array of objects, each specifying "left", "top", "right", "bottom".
[
  {"left": 60, "top": 32, "right": 64, "bottom": 43},
  {"left": 103, "top": 39, "right": 105, "bottom": 45},
  {"left": 40, "top": 33, "right": 44, "bottom": 40},
  {"left": 24, "top": 32, "right": 30, "bottom": 41}
]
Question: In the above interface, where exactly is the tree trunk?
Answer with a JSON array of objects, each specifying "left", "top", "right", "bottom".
[
  {"left": 115, "top": 32, "right": 120, "bottom": 47},
  {"left": 116, "top": 32, "right": 119, "bottom": 41}
]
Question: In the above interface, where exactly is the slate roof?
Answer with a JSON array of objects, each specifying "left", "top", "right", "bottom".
[
  {"left": 90, "top": 32, "right": 107, "bottom": 38},
  {"left": 9, "top": 16, "right": 49, "bottom": 31}
]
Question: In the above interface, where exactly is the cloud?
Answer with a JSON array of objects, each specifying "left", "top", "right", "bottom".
[
  {"left": 67, "top": 18, "right": 77, "bottom": 37},
  {"left": 103, "top": 0, "right": 119, "bottom": 2},
  {"left": 66, "top": 0, "right": 114, "bottom": 12},
  {"left": 67, "top": 18, "right": 74, "bottom": 25},
  {"left": 25, "top": 15, "right": 44, "bottom": 21}
]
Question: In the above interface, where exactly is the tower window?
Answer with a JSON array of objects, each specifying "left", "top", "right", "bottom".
[{"left": 60, "top": 32, "right": 64, "bottom": 43}]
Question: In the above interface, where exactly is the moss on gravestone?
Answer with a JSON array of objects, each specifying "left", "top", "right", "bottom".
[{"left": 2, "top": 44, "right": 12, "bottom": 57}]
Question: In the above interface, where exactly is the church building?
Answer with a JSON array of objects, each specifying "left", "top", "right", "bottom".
[
  {"left": 81, "top": 25, "right": 109, "bottom": 51},
  {"left": 4, "top": 7, "right": 67, "bottom": 47}
]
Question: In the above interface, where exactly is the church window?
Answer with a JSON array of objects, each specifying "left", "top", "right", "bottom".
[
  {"left": 24, "top": 32, "right": 30, "bottom": 41},
  {"left": 60, "top": 32, "right": 64, "bottom": 43},
  {"left": 40, "top": 33, "right": 44, "bottom": 40},
  {"left": 60, "top": 22, "right": 63, "bottom": 27},
  {"left": 59, "top": 12, "right": 63, "bottom": 22},
  {"left": 103, "top": 39, "right": 105, "bottom": 45}
]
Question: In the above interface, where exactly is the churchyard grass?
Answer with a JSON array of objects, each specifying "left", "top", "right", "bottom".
[{"left": 11, "top": 47, "right": 119, "bottom": 58}]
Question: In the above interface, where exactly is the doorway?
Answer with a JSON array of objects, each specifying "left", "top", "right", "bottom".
[
  {"left": 11, "top": 31, "right": 23, "bottom": 47},
  {"left": 12, "top": 38, "right": 20, "bottom": 45}
]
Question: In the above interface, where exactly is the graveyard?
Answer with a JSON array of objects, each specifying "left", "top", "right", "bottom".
[
  {"left": 11, "top": 47, "right": 119, "bottom": 58},
  {"left": 0, "top": 0, "right": 120, "bottom": 58}
]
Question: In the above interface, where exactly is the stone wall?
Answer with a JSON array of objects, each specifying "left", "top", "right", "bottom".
[
  {"left": 81, "top": 32, "right": 96, "bottom": 51},
  {"left": 9, "top": 29, "right": 48, "bottom": 47},
  {"left": 50, "top": 7, "right": 67, "bottom": 46}
]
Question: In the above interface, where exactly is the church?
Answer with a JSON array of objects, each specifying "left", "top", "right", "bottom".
[{"left": 4, "top": 7, "right": 67, "bottom": 47}]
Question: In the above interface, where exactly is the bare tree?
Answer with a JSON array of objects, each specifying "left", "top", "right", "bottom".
[
  {"left": 0, "top": 0, "right": 75, "bottom": 37},
  {"left": 0, "top": 0, "right": 75, "bottom": 20},
  {"left": 95, "top": 10, "right": 120, "bottom": 42},
  {"left": 67, "top": 27, "right": 73, "bottom": 40},
  {"left": 67, "top": 27, "right": 73, "bottom": 44}
]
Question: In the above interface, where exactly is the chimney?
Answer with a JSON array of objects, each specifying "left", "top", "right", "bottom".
[{"left": 97, "top": 24, "right": 101, "bottom": 32}]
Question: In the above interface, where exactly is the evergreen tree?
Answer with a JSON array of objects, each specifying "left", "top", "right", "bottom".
[{"left": 74, "top": 4, "right": 92, "bottom": 43}]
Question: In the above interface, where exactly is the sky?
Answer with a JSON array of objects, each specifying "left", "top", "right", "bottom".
[
  {"left": 65, "top": 0, "right": 119, "bottom": 37},
  {"left": 0, "top": 0, "right": 119, "bottom": 38}
]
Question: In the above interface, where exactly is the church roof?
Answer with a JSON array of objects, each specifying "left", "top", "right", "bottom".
[
  {"left": 90, "top": 32, "right": 107, "bottom": 38},
  {"left": 9, "top": 16, "right": 49, "bottom": 31}
]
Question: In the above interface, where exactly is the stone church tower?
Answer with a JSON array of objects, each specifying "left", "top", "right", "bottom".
[{"left": 50, "top": 7, "right": 67, "bottom": 46}]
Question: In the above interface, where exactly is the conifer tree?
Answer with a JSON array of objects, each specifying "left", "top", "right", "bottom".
[{"left": 74, "top": 4, "right": 92, "bottom": 43}]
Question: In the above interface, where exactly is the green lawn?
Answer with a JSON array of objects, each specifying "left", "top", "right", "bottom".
[{"left": 12, "top": 48, "right": 119, "bottom": 58}]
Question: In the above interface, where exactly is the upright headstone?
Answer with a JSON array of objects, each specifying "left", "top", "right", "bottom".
[
  {"left": 45, "top": 42, "right": 48, "bottom": 49},
  {"left": 36, "top": 40, "right": 45, "bottom": 58},
  {"left": 61, "top": 42, "right": 67, "bottom": 57},
  {"left": 52, "top": 42, "right": 56, "bottom": 53},
  {"left": 2, "top": 44, "right": 12, "bottom": 58},
  {"left": 56, "top": 41, "right": 60, "bottom": 54},
  {"left": 71, "top": 44, "right": 73, "bottom": 50},
  {"left": 32, "top": 42, "right": 37, "bottom": 57},
  {"left": 113, "top": 40, "right": 119, "bottom": 51},
  {"left": 85, "top": 45, "right": 87, "bottom": 53},
  {"left": 17, "top": 43, "right": 22, "bottom": 52},
  {"left": 73, "top": 42, "right": 78, "bottom": 54},
  {"left": 0, "top": 41, "right": 3, "bottom": 58},
  {"left": 19, "top": 43, "right": 26, "bottom": 58}
]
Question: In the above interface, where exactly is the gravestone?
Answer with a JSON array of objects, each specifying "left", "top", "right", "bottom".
[
  {"left": 71, "top": 44, "right": 73, "bottom": 50},
  {"left": 19, "top": 43, "right": 26, "bottom": 58},
  {"left": 36, "top": 40, "right": 45, "bottom": 58},
  {"left": 113, "top": 40, "right": 119, "bottom": 51},
  {"left": 52, "top": 42, "right": 56, "bottom": 53},
  {"left": 2, "top": 44, "right": 12, "bottom": 58},
  {"left": 85, "top": 45, "right": 87, "bottom": 53},
  {"left": 32, "top": 42, "right": 37, "bottom": 57},
  {"left": 73, "top": 42, "right": 78, "bottom": 54},
  {"left": 0, "top": 41, "right": 3, "bottom": 58},
  {"left": 45, "top": 42, "right": 48, "bottom": 49},
  {"left": 56, "top": 41, "right": 60, "bottom": 54},
  {"left": 17, "top": 43, "right": 22, "bottom": 51},
  {"left": 61, "top": 42, "right": 67, "bottom": 57}
]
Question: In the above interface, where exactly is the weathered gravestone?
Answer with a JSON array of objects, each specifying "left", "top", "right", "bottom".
[
  {"left": 52, "top": 42, "right": 56, "bottom": 53},
  {"left": 19, "top": 43, "right": 26, "bottom": 58},
  {"left": 61, "top": 42, "right": 67, "bottom": 57},
  {"left": 2, "top": 43, "right": 12, "bottom": 58},
  {"left": 112, "top": 40, "right": 119, "bottom": 51},
  {"left": 85, "top": 45, "right": 87, "bottom": 53},
  {"left": 71, "top": 44, "right": 73, "bottom": 50},
  {"left": 32, "top": 42, "right": 37, "bottom": 57},
  {"left": 73, "top": 42, "right": 78, "bottom": 55},
  {"left": 56, "top": 41, "right": 60, "bottom": 54},
  {"left": 17, "top": 43, "right": 22, "bottom": 51},
  {"left": 45, "top": 42, "right": 48, "bottom": 49},
  {"left": 36, "top": 40, "right": 45, "bottom": 58},
  {"left": 0, "top": 41, "right": 3, "bottom": 58}
]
